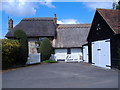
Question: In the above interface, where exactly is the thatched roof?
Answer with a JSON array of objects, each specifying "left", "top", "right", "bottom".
[
  {"left": 97, "top": 9, "right": 120, "bottom": 34},
  {"left": 53, "top": 24, "right": 91, "bottom": 48},
  {"left": 6, "top": 17, "right": 56, "bottom": 38}
]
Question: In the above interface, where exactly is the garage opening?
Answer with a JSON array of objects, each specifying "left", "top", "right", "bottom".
[{"left": 92, "top": 39, "right": 111, "bottom": 69}]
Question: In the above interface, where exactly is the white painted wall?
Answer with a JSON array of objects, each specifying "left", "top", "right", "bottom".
[
  {"left": 92, "top": 39, "right": 111, "bottom": 69},
  {"left": 54, "top": 49, "right": 67, "bottom": 61},
  {"left": 71, "top": 48, "right": 82, "bottom": 61},
  {"left": 55, "top": 48, "right": 82, "bottom": 62},
  {"left": 83, "top": 46, "right": 89, "bottom": 63},
  {"left": 27, "top": 41, "right": 41, "bottom": 64}
]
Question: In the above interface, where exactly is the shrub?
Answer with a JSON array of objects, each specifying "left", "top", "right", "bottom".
[
  {"left": 38, "top": 38, "right": 53, "bottom": 61},
  {"left": 2, "top": 39, "right": 20, "bottom": 69},
  {"left": 43, "top": 60, "right": 58, "bottom": 63},
  {"left": 14, "top": 29, "right": 28, "bottom": 65}
]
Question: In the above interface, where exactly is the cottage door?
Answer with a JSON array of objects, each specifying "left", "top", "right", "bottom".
[{"left": 83, "top": 46, "right": 89, "bottom": 62}]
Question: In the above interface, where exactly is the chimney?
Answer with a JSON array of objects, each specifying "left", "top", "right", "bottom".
[
  {"left": 53, "top": 14, "right": 57, "bottom": 24},
  {"left": 8, "top": 18, "right": 13, "bottom": 30}
]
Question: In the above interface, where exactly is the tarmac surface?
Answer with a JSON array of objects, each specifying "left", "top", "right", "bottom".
[{"left": 2, "top": 62, "right": 118, "bottom": 88}]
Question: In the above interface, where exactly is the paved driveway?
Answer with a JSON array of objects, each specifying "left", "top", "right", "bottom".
[{"left": 3, "top": 62, "right": 118, "bottom": 88}]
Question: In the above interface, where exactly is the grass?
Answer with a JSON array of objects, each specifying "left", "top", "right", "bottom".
[{"left": 42, "top": 60, "right": 58, "bottom": 63}]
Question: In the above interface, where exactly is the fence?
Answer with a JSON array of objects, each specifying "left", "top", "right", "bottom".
[{"left": 26, "top": 53, "right": 41, "bottom": 64}]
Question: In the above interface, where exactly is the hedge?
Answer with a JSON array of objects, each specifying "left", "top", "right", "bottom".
[
  {"left": 13, "top": 29, "right": 28, "bottom": 65},
  {"left": 42, "top": 60, "right": 58, "bottom": 63},
  {"left": 2, "top": 39, "right": 20, "bottom": 69},
  {"left": 38, "top": 38, "right": 53, "bottom": 61}
]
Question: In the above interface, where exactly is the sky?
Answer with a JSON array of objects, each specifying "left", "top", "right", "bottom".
[{"left": 0, "top": 0, "right": 118, "bottom": 38}]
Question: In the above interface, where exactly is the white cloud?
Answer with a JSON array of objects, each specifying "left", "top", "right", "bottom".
[
  {"left": 0, "top": 2, "right": 2, "bottom": 11},
  {"left": 1, "top": 0, "right": 56, "bottom": 16},
  {"left": 83, "top": 2, "right": 113, "bottom": 10},
  {"left": 57, "top": 20, "right": 63, "bottom": 24},
  {"left": 57, "top": 19, "right": 80, "bottom": 24},
  {"left": 40, "top": 0, "right": 55, "bottom": 8},
  {"left": 2, "top": 0, "right": 37, "bottom": 16}
]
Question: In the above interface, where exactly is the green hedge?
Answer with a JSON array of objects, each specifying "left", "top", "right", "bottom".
[
  {"left": 2, "top": 39, "right": 20, "bottom": 69},
  {"left": 38, "top": 38, "right": 53, "bottom": 61},
  {"left": 14, "top": 29, "right": 28, "bottom": 65},
  {"left": 43, "top": 60, "right": 58, "bottom": 63}
]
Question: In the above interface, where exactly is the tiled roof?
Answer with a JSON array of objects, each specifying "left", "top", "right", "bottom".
[{"left": 97, "top": 8, "right": 120, "bottom": 34}]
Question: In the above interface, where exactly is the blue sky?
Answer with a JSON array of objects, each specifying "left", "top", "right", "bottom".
[{"left": 0, "top": 1, "right": 115, "bottom": 38}]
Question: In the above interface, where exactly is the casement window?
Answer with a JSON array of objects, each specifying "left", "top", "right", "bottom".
[
  {"left": 67, "top": 48, "right": 71, "bottom": 54},
  {"left": 39, "top": 37, "right": 45, "bottom": 41}
]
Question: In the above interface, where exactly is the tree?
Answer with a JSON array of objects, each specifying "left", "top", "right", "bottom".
[
  {"left": 112, "top": 1, "right": 120, "bottom": 10},
  {"left": 116, "top": 5, "right": 120, "bottom": 9},
  {"left": 38, "top": 38, "right": 53, "bottom": 61},
  {"left": 14, "top": 29, "right": 28, "bottom": 65}
]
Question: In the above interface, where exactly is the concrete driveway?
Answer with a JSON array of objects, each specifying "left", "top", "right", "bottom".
[{"left": 2, "top": 62, "right": 118, "bottom": 88}]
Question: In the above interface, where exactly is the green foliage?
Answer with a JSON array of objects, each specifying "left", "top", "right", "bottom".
[
  {"left": 2, "top": 39, "right": 20, "bottom": 69},
  {"left": 35, "top": 41, "right": 41, "bottom": 46},
  {"left": 117, "top": 48, "right": 120, "bottom": 69},
  {"left": 42, "top": 60, "right": 58, "bottom": 63},
  {"left": 112, "top": 2, "right": 120, "bottom": 10},
  {"left": 38, "top": 38, "right": 53, "bottom": 61},
  {"left": 35, "top": 41, "right": 41, "bottom": 53},
  {"left": 116, "top": 5, "right": 120, "bottom": 9},
  {"left": 14, "top": 29, "right": 28, "bottom": 65}
]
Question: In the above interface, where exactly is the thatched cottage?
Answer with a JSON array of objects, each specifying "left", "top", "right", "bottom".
[{"left": 6, "top": 14, "right": 90, "bottom": 63}]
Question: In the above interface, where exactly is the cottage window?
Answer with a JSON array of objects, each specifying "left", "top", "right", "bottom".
[
  {"left": 67, "top": 48, "right": 71, "bottom": 54},
  {"left": 39, "top": 37, "right": 45, "bottom": 41}
]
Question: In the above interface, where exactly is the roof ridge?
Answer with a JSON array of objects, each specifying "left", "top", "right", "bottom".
[
  {"left": 96, "top": 8, "right": 118, "bottom": 11},
  {"left": 59, "top": 23, "right": 91, "bottom": 25},
  {"left": 22, "top": 17, "right": 54, "bottom": 21},
  {"left": 23, "top": 17, "right": 53, "bottom": 19}
]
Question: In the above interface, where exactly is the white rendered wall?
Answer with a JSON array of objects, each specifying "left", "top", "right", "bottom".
[
  {"left": 71, "top": 48, "right": 82, "bottom": 61},
  {"left": 54, "top": 49, "right": 67, "bottom": 61},
  {"left": 55, "top": 48, "right": 82, "bottom": 62},
  {"left": 27, "top": 41, "right": 41, "bottom": 64}
]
